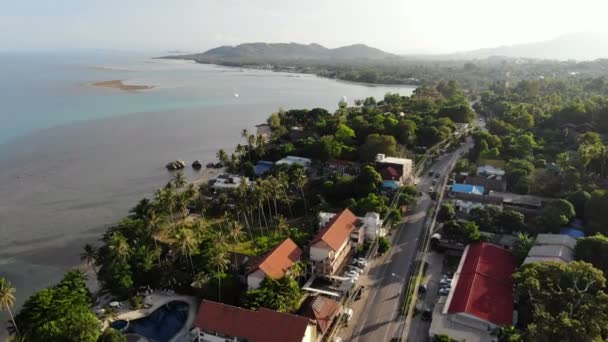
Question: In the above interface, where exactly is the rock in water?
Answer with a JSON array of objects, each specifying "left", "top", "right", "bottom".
[{"left": 192, "top": 160, "right": 202, "bottom": 169}]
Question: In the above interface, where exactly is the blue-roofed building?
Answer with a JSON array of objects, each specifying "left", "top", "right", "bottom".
[
  {"left": 382, "top": 180, "right": 400, "bottom": 190},
  {"left": 254, "top": 161, "right": 274, "bottom": 176},
  {"left": 560, "top": 228, "right": 585, "bottom": 239},
  {"left": 451, "top": 184, "right": 485, "bottom": 195}
]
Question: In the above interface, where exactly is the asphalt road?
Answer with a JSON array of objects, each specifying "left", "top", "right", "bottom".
[{"left": 346, "top": 139, "right": 472, "bottom": 342}]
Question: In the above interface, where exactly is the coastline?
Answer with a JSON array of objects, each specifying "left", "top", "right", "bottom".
[
  {"left": 91, "top": 79, "right": 155, "bottom": 91},
  {"left": 167, "top": 58, "right": 420, "bottom": 88}
]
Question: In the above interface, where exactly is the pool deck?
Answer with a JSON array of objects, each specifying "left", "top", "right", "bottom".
[{"left": 110, "top": 293, "right": 199, "bottom": 342}]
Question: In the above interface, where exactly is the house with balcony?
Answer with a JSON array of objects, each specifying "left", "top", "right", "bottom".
[
  {"left": 310, "top": 209, "right": 358, "bottom": 275},
  {"left": 247, "top": 238, "right": 303, "bottom": 289}
]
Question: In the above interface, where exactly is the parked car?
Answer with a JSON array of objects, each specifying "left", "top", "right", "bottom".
[
  {"left": 431, "top": 179, "right": 437, "bottom": 185},
  {"left": 343, "top": 308, "right": 354, "bottom": 322},
  {"left": 422, "top": 307, "right": 433, "bottom": 321},
  {"left": 344, "top": 271, "right": 359, "bottom": 280},
  {"left": 439, "top": 278, "right": 452, "bottom": 286},
  {"left": 347, "top": 266, "right": 363, "bottom": 274},
  {"left": 354, "top": 258, "right": 368, "bottom": 266},
  {"left": 438, "top": 287, "right": 450, "bottom": 296}
]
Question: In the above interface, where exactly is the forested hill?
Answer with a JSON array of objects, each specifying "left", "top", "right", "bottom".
[{"left": 163, "top": 42, "right": 396, "bottom": 61}]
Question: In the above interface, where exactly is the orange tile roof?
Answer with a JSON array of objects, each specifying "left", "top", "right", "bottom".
[
  {"left": 299, "top": 295, "right": 342, "bottom": 334},
  {"left": 248, "top": 238, "right": 302, "bottom": 278},
  {"left": 311, "top": 209, "right": 358, "bottom": 251},
  {"left": 195, "top": 300, "right": 311, "bottom": 342}
]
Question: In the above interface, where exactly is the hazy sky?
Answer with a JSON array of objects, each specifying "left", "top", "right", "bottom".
[{"left": 2, "top": 0, "right": 608, "bottom": 54}]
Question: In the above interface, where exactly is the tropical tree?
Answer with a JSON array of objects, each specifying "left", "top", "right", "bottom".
[
  {"left": 0, "top": 277, "right": 19, "bottom": 337},
  {"left": 108, "top": 232, "right": 130, "bottom": 261},
  {"left": 173, "top": 171, "right": 187, "bottom": 189},
  {"left": 80, "top": 244, "right": 98, "bottom": 275},
  {"left": 172, "top": 227, "right": 199, "bottom": 274},
  {"left": 217, "top": 149, "right": 229, "bottom": 165},
  {"left": 275, "top": 215, "right": 290, "bottom": 236},
  {"left": 244, "top": 276, "right": 302, "bottom": 312},
  {"left": 292, "top": 168, "right": 308, "bottom": 215},
  {"left": 513, "top": 232, "right": 534, "bottom": 266},
  {"left": 228, "top": 220, "right": 245, "bottom": 266},
  {"left": 210, "top": 251, "right": 229, "bottom": 302},
  {"left": 130, "top": 197, "right": 151, "bottom": 219}
]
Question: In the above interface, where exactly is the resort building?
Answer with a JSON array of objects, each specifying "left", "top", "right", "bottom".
[
  {"left": 254, "top": 161, "right": 275, "bottom": 177},
  {"left": 246, "top": 238, "right": 303, "bottom": 289},
  {"left": 523, "top": 233, "right": 576, "bottom": 265},
  {"left": 430, "top": 243, "right": 515, "bottom": 342},
  {"left": 298, "top": 295, "right": 343, "bottom": 339},
  {"left": 193, "top": 300, "right": 317, "bottom": 342},
  {"left": 375, "top": 153, "right": 413, "bottom": 184},
  {"left": 310, "top": 209, "right": 358, "bottom": 275},
  {"left": 210, "top": 174, "right": 250, "bottom": 190},
  {"left": 275, "top": 156, "right": 312, "bottom": 169},
  {"left": 255, "top": 123, "right": 272, "bottom": 142}
]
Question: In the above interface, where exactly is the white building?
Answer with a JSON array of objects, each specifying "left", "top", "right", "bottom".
[
  {"left": 246, "top": 238, "right": 302, "bottom": 290},
  {"left": 375, "top": 154, "right": 413, "bottom": 184},
  {"left": 476, "top": 165, "right": 505, "bottom": 179},
  {"left": 275, "top": 156, "right": 312, "bottom": 169},
  {"left": 211, "top": 175, "right": 250, "bottom": 190},
  {"left": 523, "top": 234, "right": 576, "bottom": 265},
  {"left": 310, "top": 209, "right": 358, "bottom": 275},
  {"left": 318, "top": 211, "right": 384, "bottom": 242}
]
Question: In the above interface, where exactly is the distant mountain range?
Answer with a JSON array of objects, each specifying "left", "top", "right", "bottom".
[
  {"left": 447, "top": 33, "right": 608, "bottom": 61},
  {"left": 164, "top": 42, "right": 396, "bottom": 61}
]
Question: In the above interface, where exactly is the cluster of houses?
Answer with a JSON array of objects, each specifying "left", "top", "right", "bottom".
[
  {"left": 427, "top": 164, "right": 588, "bottom": 341},
  {"left": 448, "top": 165, "right": 551, "bottom": 215},
  {"left": 190, "top": 208, "right": 383, "bottom": 342}
]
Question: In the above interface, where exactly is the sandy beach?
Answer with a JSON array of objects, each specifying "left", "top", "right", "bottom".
[{"left": 92, "top": 80, "right": 154, "bottom": 91}]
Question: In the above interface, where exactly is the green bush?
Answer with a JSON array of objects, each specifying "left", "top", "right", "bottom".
[{"left": 378, "top": 237, "right": 391, "bottom": 255}]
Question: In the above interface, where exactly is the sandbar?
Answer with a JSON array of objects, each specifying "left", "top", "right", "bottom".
[{"left": 91, "top": 79, "right": 154, "bottom": 91}]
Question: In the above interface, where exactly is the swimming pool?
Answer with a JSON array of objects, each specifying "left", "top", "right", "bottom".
[{"left": 111, "top": 301, "right": 189, "bottom": 342}]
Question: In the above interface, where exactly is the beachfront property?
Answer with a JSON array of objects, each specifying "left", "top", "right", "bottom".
[
  {"left": 192, "top": 300, "right": 317, "bottom": 342},
  {"left": 246, "top": 238, "right": 303, "bottom": 289},
  {"left": 375, "top": 153, "right": 413, "bottom": 185},
  {"left": 255, "top": 123, "right": 272, "bottom": 142},
  {"left": 310, "top": 209, "right": 359, "bottom": 276},
  {"left": 430, "top": 243, "right": 515, "bottom": 342},
  {"left": 275, "top": 156, "right": 312, "bottom": 169},
  {"left": 209, "top": 174, "right": 250, "bottom": 190},
  {"left": 523, "top": 233, "right": 576, "bottom": 265}
]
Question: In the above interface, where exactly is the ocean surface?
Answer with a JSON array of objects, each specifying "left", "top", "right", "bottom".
[{"left": 0, "top": 50, "right": 414, "bottom": 334}]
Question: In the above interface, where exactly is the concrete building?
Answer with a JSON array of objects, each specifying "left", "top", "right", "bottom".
[
  {"left": 310, "top": 209, "right": 358, "bottom": 275},
  {"left": 247, "top": 238, "right": 302, "bottom": 289},
  {"left": 255, "top": 123, "right": 272, "bottom": 142},
  {"left": 276, "top": 156, "right": 312, "bottom": 169},
  {"left": 210, "top": 174, "right": 250, "bottom": 190},
  {"left": 193, "top": 300, "right": 316, "bottom": 342},
  {"left": 523, "top": 234, "right": 576, "bottom": 265},
  {"left": 298, "top": 295, "right": 343, "bottom": 339},
  {"left": 430, "top": 243, "right": 515, "bottom": 342},
  {"left": 375, "top": 153, "right": 413, "bottom": 184}
]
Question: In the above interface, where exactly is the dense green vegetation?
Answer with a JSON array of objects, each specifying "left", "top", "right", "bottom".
[{"left": 13, "top": 271, "right": 100, "bottom": 342}]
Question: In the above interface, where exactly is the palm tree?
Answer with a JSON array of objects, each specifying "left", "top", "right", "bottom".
[
  {"left": 277, "top": 172, "right": 293, "bottom": 216},
  {"left": 130, "top": 197, "right": 151, "bottom": 219},
  {"left": 144, "top": 210, "right": 163, "bottom": 263},
  {"left": 0, "top": 277, "right": 19, "bottom": 337},
  {"left": 247, "top": 134, "right": 256, "bottom": 161},
  {"left": 217, "top": 149, "right": 228, "bottom": 166},
  {"left": 156, "top": 183, "right": 177, "bottom": 222},
  {"left": 173, "top": 227, "right": 199, "bottom": 274},
  {"left": 173, "top": 171, "right": 187, "bottom": 189},
  {"left": 210, "top": 251, "right": 229, "bottom": 302},
  {"left": 228, "top": 221, "right": 244, "bottom": 266},
  {"left": 292, "top": 168, "right": 308, "bottom": 215},
  {"left": 108, "top": 232, "right": 130, "bottom": 261},
  {"left": 80, "top": 244, "right": 98, "bottom": 275},
  {"left": 290, "top": 261, "right": 306, "bottom": 280},
  {"left": 275, "top": 215, "right": 290, "bottom": 236},
  {"left": 241, "top": 128, "right": 249, "bottom": 140}
]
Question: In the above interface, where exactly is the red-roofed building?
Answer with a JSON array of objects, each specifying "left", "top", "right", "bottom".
[
  {"left": 379, "top": 166, "right": 401, "bottom": 181},
  {"left": 298, "top": 295, "right": 343, "bottom": 336},
  {"left": 247, "top": 238, "right": 303, "bottom": 289},
  {"left": 193, "top": 300, "right": 317, "bottom": 342},
  {"left": 430, "top": 242, "right": 515, "bottom": 342},
  {"left": 310, "top": 209, "right": 358, "bottom": 275}
]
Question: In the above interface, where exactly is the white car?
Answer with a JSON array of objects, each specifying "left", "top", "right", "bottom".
[
  {"left": 347, "top": 266, "right": 363, "bottom": 274},
  {"left": 344, "top": 271, "right": 359, "bottom": 280},
  {"left": 354, "top": 258, "right": 368, "bottom": 266}
]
